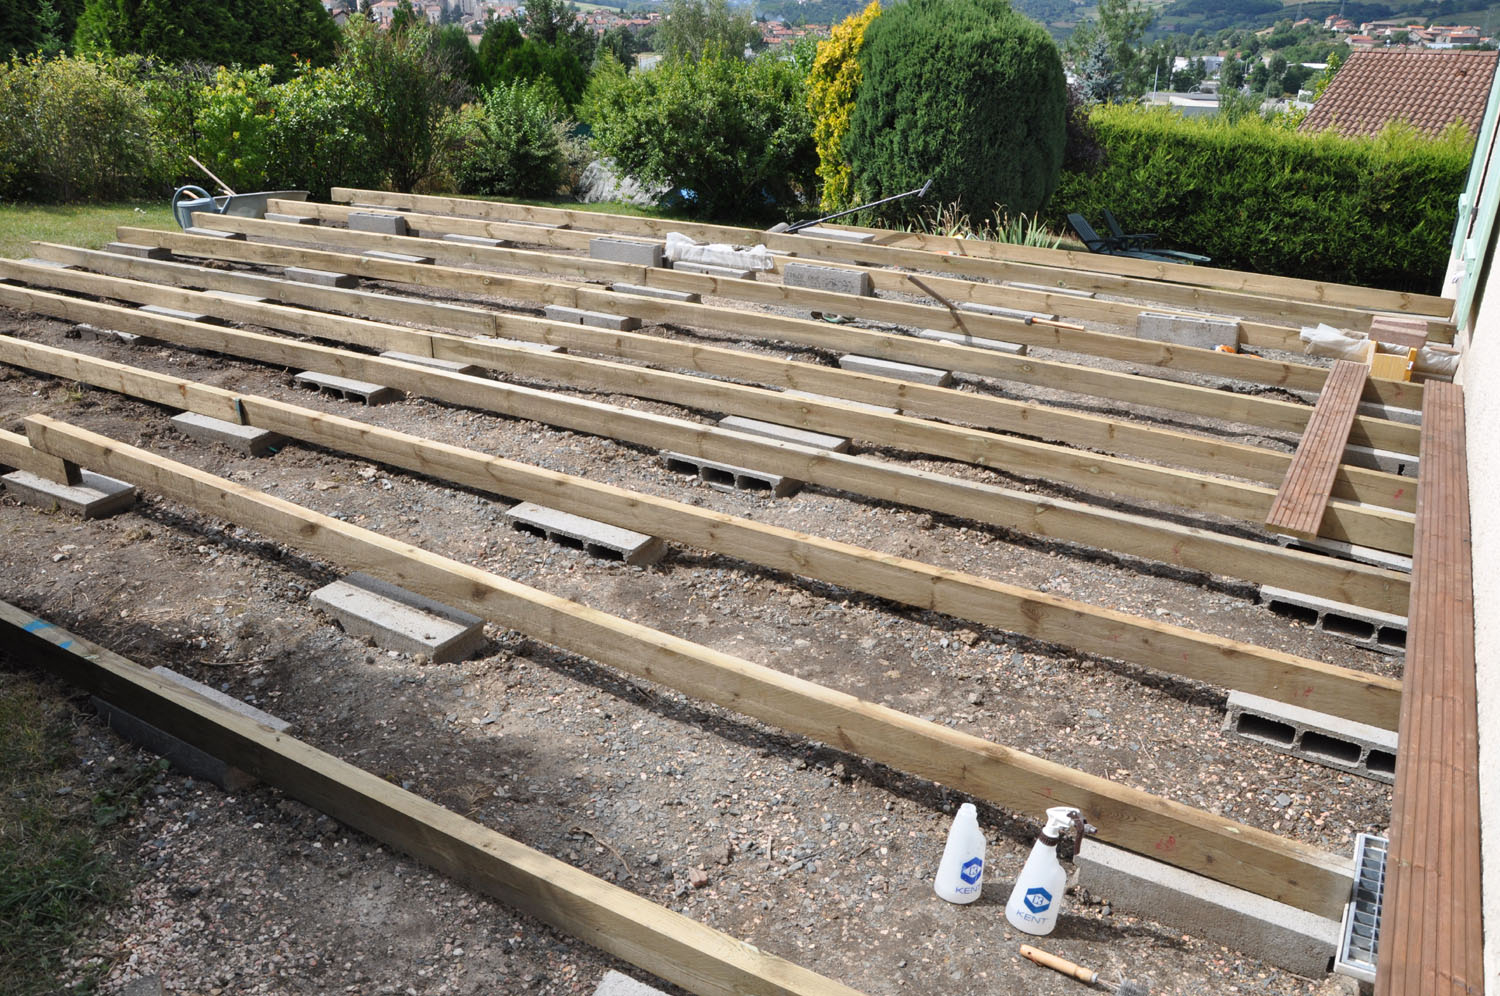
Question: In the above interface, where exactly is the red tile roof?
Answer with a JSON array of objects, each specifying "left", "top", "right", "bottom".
[{"left": 1300, "top": 49, "right": 1498, "bottom": 137}]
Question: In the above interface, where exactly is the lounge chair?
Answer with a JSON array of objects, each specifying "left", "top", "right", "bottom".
[
  {"left": 1100, "top": 209, "right": 1211, "bottom": 264},
  {"left": 1066, "top": 213, "right": 1184, "bottom": 263}
]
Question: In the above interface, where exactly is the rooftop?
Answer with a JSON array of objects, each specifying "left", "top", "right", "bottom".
[{"left": 1300, "top": 49, "right": 1499, "bottom": 137}]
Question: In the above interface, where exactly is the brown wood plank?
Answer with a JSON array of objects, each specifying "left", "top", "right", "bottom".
[
  {"left": 1376, "top": 381, "right": 1481, "bottom": 996},
  {"left": 1266, "top": 360, "right": 1369, "bottom": 539}
]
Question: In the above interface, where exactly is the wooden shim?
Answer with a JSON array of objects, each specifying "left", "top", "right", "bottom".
[
  {"left": 0, "top": 599, "right": 866, "bottom": 996},
  {"left": 0, "top": 336, "right": 1413, "bottom": 626},
  {"left": 15, "top": 415, "right": 1359, "bottom": 918},
  {"left": 1376, "top": 382, "right": 1482, "bottom": 996},
  {"left": 1266, "top": 361, "right": 1370, "bottom": 540},
  {"left": 0, "top": 281, "right": 1418, "bottom": 555},
  {"left": 3, "top": 256, "right": 1418, "bottom": 513},
  {"left": 105, "top": 229, "right": 1425, "bottom": 454}
]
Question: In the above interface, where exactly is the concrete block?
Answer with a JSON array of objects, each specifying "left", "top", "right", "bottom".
[
  {"left": 508, "top": 220, "right": 562, "bottom": 229},
  {"left": 1137, "top": 311, "right": 1240, "bottom": 350},
  {"left": 1356, "top": 401, "right": 1421, "bottom": 426},
  {"left": 782, "top": 389, "right": 898, "bottom": 416},
  {"left": 1224, "top": 690, "right": 1397, "bottom": 783},
  {"left": 609, "top": 282, "right": 701, "bottom": 304},
  {"left": 506, "top": 501, "right": 666, "bottom": 565},
  {"left": 264, "top": 212, "right": 320, "bottom": 225},
  {"left": 311, "top": 572, "right": 486, "bottom": 662},
  {"left": 783, "top": 262, "right": 873, "bottom": 297},
  {"left": 795, "top": 226, "right": 877, "bottom": 244},
  {"left": 137, "top": 304, "right": 222, "bottom": 325},
  {"left": 292, "top": 370, "right": 402, "bottom": 405},
  {"left": 203, "top": 290, "right": 271, "bottom": 305},
  {"left": 1259, "top": 584, "right": 1406, "bottom": 653},
  {"left": 284, "top": 267, "right": 358, "bottom": 289},
  {"left": 957, "top": 301, "right": 1057, "bottom": 323},
  {"left": 362, "top": 250, "right": 434, "bottom": 265},
  {"left": 171, "top": 412, "right": 283, "bottom": 457},
  {"left": 1004, "top": 281, "right": 1097, "bottom": 299},
  {"left": 183, "top": 226, "right": 246, "bottom": 240},
  {"left": 1075, "top": 839, "right": 1343, "bottom": 978},
  {"left": 915, "top": 327, "right": 1028, "bottom": 355},
  {"left": 479, "top": 336, "right": 566, "bottom": 355},
  {"left": 590, "top": 237, "right": 664, "bottom": 268},
  {"left": 92, "top": 666, "right": 290, "bottom": 792},
  {"left": 1274, "top": 533, "right": 1413, "bottom": 574},
  {"left": 718, "top": 415, "right": 850, "bottom": 453},
  {"left": 671, "top": 260, "right": 756, "bottom": 280},
  {"left": 543, "top": 304, "right": 641, "bottom": 331},
  {"left": 594, "top": 970, "right": 669, "bottom": 996},
  {"left": 105, "top": 242, "right": 172, "bottom": 260},
  {"left": 1342, "top": 442, "right": 1417, "bottom": 477},
  {"left": 379, "top": 350, "right": 485, "bottom": 376},
  {"left": 442, "top": 233, "right": 509, "bottom": 248},
  {"left": 1, "top": 469, "right": 136, "bottom": 518},
  {"left": 838, "top": 354, "right": 953, "bottom": 387},
  {"left": 661, "top": 451, "right": 801, "bottom": 497},
  {"left": 19, "top": 257, "right": 75, "bottom": 270},
  {"left": 347, "top": 211, "right": 408, "bottom": 236},
  {"left": 350, "top": 203, "right": 409, "bottom": 212},
  {"left": 76, "top": 323, "right": 153, "bottom": 346}
]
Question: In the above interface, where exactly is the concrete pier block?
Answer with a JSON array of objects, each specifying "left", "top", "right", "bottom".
[
  {"left": 594, "top": 970, "right": 670, "bottom": 996},
  {"left": 379, "top": 350, "right": 485, "bottom": 376},
  {"left": 1259, "top": 584, "right": 1407, "bottom": 652},
  {"left": 362, "top": 250, "right": 434, "bottom": 265},
  {"left": 718, "top": 415, "right": 850, "bottom": 453},
  {"left": 783, "top": 262, "right": 872, "bottom": 297},
  {"left": 543, "top": 304, "right": 642, "bottom": 331},
  {"left": 1075, "top": 839, "right": 1343, "bottom": 978},
  {"left": 19, "top": 257, "right": 75, "bottom": 270},
  {"left": 284, "top": 267, "right": 358, "bottom": 289},
  {"left": 1, "top": 469, "right": 136, "bottom": 518},
  {"left": 105, "top": 242, "right": 172, "bottom": 260},
  {"left": 670, "top": 260, "right": 756, "bottom": 280},
  {"left": 1137, "top": 311, "right": 1240, "bottom": 350},
  {"left": 480, "top": 336, "right": 566, "bottom": 355},
  {"left": 915, "top": 327, "right": 1028, "bottom": 355},
  {"left": 506, "top": 501, "right": 666, "bottom": 565},
  {"left": 781, "top": 389, "right": 899, "bottom": 416},
  {"left": 292, "top": 370, "right": 402, "bottom": 405},
  {"left": 1274, "top": 533, "right": 1413, "bottom": 573},
  {"left": 311, "top": 572, "right": 486, "bottom": 662},
  {"left": 1342, "top": 443, "right": 1417, "bottom": 476},
  {"left": 590, "top": 237, "right": 664, "bottom": 268},
  {"left": 1356, "top": 401, "right": 1421, "bottom": 426},
  {"left": 661, "top": 451, "right": 801, "bottom": 497},
  {"left": 138, "top": 304, "right": 222, "bottom": 325},
  {"left": 203, "top": 290, "right": 271, "bottom": 305},
  {"left": 1004, "top": 281, "right": 1097, "bottom": 299},
  {"left": 347, "top": 212, "right": 408, "bottom": 236},
  {"left": 264, "top": 212, "right": 319, "bottom": 225},
  {"left": 957, "top": 301, "right": 1056, "bottom": 323},
  {"left": 77, "top": 324, "right": 153, "bottom": 346},
  {"left": 609, "top": 282, "right": 701, "bottom": 304},
  {"left": 171, "top": 412, "right": 283, "bottom": 457},
  {"left": 442, "top": 233, "right": 509, "bottom": 248},
  {"left": 1224, "top": 690, "right": 1397, "bottom": 783},
  {"left": 795, "top": 226, "right": 877, "bottom": 244},
  {"left": 838, "top": 354, "right": 953, "bottom": 387},
  {"left": 183, "top": 226, "right": 246, "bottom": 240}
]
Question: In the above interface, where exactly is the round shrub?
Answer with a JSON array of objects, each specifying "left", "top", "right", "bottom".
[
  {"left": 453, "top": 79, "right": 567, "bottom": 198},
  {"left": 844, "top": 0, "right": 1067, "bottom": 222}
]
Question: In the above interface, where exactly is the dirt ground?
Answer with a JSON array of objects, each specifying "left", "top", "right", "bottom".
[{"left": 0, "top": 242, "right": 1393, "bottom": 996}]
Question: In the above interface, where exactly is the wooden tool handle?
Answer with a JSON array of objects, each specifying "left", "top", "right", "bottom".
[{"left": 1020, "top": 944, "right": 1099, "bottom": 984}]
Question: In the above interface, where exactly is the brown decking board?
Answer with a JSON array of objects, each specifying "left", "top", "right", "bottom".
[
  {"left": 1375, "top": 381, "right": 1481, "bottom": 996},
  {"left": 1266, "top": 360, "right": 1369, "bottom": 539}
]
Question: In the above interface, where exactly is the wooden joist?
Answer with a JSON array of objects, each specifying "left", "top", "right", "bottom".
[
  {"left": 0, "top": 425, "right": 78, "bottom": 484},
  {"left": 0, "top": 600, "right": 867, "bottom": 996},
  {"left": 0, "top": 336, "right": 1404, "bottom": 728},
  {"left": 1377, "top": 382, "right": 1482, "bottom": 996},
  {"left": 13, "top": 414, "right": 1359, "bottom": 917},
  {"left": 1266, "top": 361, "right": 1370, "bottom": 540}
]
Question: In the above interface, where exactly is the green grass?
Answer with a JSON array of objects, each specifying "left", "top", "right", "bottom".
[{"left": 0, "top": 201, "right": 176, "bottom": 260}]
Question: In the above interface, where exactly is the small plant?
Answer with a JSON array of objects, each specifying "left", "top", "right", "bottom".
[{"left": 904, "top": 201, "right": 1062, "bottom": 248}]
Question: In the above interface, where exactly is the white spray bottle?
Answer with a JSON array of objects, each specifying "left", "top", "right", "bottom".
[
  {"left": 1004, "top": 806, "right": 1093, "bottom": 935},
  {"left": 933, "top": 803, "right": 986, "bottom": 904}
]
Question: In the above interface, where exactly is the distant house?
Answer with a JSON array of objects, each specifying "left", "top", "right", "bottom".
[{"left": 1299, "top": 49, "right": 1499, "bottom": 137}]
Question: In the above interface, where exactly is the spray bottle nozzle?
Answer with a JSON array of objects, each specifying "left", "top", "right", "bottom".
[{"left": 1042, "top": 806, "right": 1097, "bottom": 853}]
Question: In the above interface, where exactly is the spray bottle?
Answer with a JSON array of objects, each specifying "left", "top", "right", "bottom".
[
  {"left": 933, "top": 803, "right": 986, "bottom": 904},
  {"left": 1004, "top": 806, "right": 1093, "bottom": 935}
]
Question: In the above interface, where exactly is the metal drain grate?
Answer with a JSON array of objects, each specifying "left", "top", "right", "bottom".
[{"left": 1336, "top": 832, "right": 1388, "bottom": 983}]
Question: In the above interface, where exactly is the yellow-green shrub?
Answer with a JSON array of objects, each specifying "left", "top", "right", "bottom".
[{"left": 806, "top": 0, "right": 878, "bottom": 212}]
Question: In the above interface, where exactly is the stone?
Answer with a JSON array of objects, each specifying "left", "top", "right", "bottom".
[
  {"left": 915, "top": 328, "right": 1028, "bottom": 355},
  {"left": 105, "top": 242, "right": 171, "bottom": 260},
  {"left": 1, "top": 469, "right": 136, "bottom": 518},
  {"left": 347, "top": 211, "right": 407, "bottom": 236},
  {"left": 284, "top": 267, "right": 357, "bottom": 289},
  {"left": 1136, "top": 311, "right": 1240, "bottom": 350},
  {"left": 117, "top": 975, "right": 165, "bottom": 996},
  {"left": 782, "top": 262, "right": 873, "bottom": 297},
  {"left": 590, "top": 237, "right": 664, "bottom": 268},
  {"left": 264, "top": 212, "right": 319, "bottom": 225},
  {"left": 1224, "top": 689, "right": 1399, "bottom": 783},
  {"left": 838, "top": 354, "right": 953, "bottom": 387},
  {"left": 311, "top": 572, "right": 486, "bottom": 662},
  {"left": 505, "top": 501, "right": 666, "bottom": 565},
  {"left": 609, "top": 282, "right": 701, "bottom": 303},
  {"left": 171, "top": 412, "right": 284, "bottom": 457},
  {"left": 379, "top": 350, "right": 485, "bottom": 376},
  {"left": 661, "top": 452, "right": 801, "bottom": 497},
  {"left": 670, "top": 260, "right": 755, "bottom": 280},
  {"left": 543, "top": 304, "right": 641, "bottom": 331},
  {"left": 292, "top": 370, "right": 402, "bottom": 405},
  {"left": 718, "top": 415, "right": 850, "bottom": 453},
  {"left": 361, "top": 250, "right": 434, "bottom": 265}
]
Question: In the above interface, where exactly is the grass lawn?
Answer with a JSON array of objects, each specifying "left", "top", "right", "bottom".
[{"left": 0, "top": 201, "right": 177, "bottom": 259}]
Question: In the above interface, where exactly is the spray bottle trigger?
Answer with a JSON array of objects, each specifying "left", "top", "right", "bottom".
[{"left": 1069, "top": 810, "right": 1097, "bottom": 853}]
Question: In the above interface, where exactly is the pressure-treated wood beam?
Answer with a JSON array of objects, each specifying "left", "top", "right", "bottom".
[
  {"left": 12, "top": 416, "right": 1361, "bottom": 918},
  {"left": 0, "top": 426, "right": 79, "bottom": 484}
]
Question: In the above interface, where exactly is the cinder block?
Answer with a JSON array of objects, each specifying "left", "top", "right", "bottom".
[
  {"left": 171, "top": 412, "right": 284, "bottom": 457},
  {"left": 781, "top": 389, "right": 898, "bottom": 416},
  {"left": 783, "top": 262, "right": 872, "bottom": 297},
  {"left": 203, "top": 290, "right": 271, "bottom": 305},
  {"left": 794, "top": 226, "right": 876, "bottom": 244},
  {"left": 543, "top": 304, "right": 641, "bottom": 331},
  {"left": 292, "top": 370, "right": 402, "bottom": 405},
  {"left": 718, "top": 415, "right": 850, "bottom": 453},
  {"left": 105, "top": 242, "right": 172, "bottom": 260},
  {"left": 1275, "top": 534, "right": 1413, "bottom": 574},
  {"left": 1259, "top": 584, "right": 1406, "bottom": 653},
  {"left": 284, "top": 267, "right": 358, "bottom": 289},
  {"left": 442, "top": 233, "right": 508, "bottom": 248},
  {"left": 362, "top": 250, "right": 434, "bottom": 265},
  {"left": 915, "top": 328, "right": 1028, "bottom": 355},
  {"left": 958, "top": 301, "right": 1056, "bottom": 323},
  {"left": 183, "top": 226, "right": 246, "bottom": 240},
  {"left": 264, "top": 212, "right": 320, "bottom": 225},
  {"left": 1, "top": 469, "right": 136, "bottom": 518},
  {"left": 594, "top": 970, "right": 669, "bottom": 996},
  {"left": 1342, "top": 443, "right": 1417, "bottom": 477},
  {"left": 1223, "top": 690, "right": 1397, "bottom": 783},
  {"left": 1137, "top": 311, "right": 1240, "bottom": 350},
  {"left": 838, "top": 354, "right": 953, "bottom": 387},
  {"left": 1075, "top": 839, "right": 1343, "bottom": 978},
  {"left": 590, "top": 237, "right": 664, "bottom": 268},
  {"left": 379, "top": 350, "right": 485, "bottom": 375},
  {"left": 609, "top": 282, "right": 701, "bottom": 304},
  {"left": 347, "top": 212, "right": 408, "bottom": 236},
  {"left": 92, "top": 666, "right": 290, "bottom": 792},
  {"left": 138, "top": 304, "right": 222, "bottom": 325},
  {"left": 1004, "top": 281, "right": 1096, "bottom": 299},
  {"left": 311, "top": 572, "right": 486, "bottom": 662},
  {"left": 661, "top": 451, "right": 801, "bottom": 497},
  {"left": 506, "top": 501, "right": 666, "bottom": 565},
  {"left": 671, "top": 260, "right": 755, "bottom": 280}
]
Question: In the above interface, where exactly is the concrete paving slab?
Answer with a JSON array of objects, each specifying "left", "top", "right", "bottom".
[
  {"left": 718, "top": 415, "right": 850, "bottom": 452},
  {"left": 1224, "top": 690, "right": 1397, "bottom": 783},
  {"left": 506, "top": 501, "right": 666, "bottom": 565},
  {"left": 543, "top": 304, "right": 642, "bottom": 331},
  {"left": 19, "top": 256, "right": 75, "bottom": 270},
  {"left": 795, "top": 226, "right": 877, "bottom": 244},
  {"left": 202, "top": 290, "right": 271, "bottom": 305},
  {"left": 76, "top": 323, "right": 154, "bottom": 346},
  {"left": 661, "top": 451, "right": 801, "bottom": 497},
  {"left": 105, "top": 242, "right": 172, "bottom": 260},
  {"left": 478, "top": 336, "right": 565, "bottom": 355},
  {"left": 1, "top": 469, "right": 136, "bottom": 518},
  {"left": 347, "top": 212, "right": 408, "bottom": 236},
  {"left": 379, "top": 350, "right": 485, "bottom": 376},
  {"left": 915, "top": 327, "right": 1028, "bottom": 355},
  {"left": 783, "top": 262, "right": 872, "bottom": 297},
  {"left": 284, "top": 267, "right": 358, "bottom": 288},
  {"left": 311, "top": 572, "right": 486, "bottom": 662},
  {"left": 590, "top": 237, "right": 664, "bottom": 267},
  {"left": 609, "top": 282, "right": 701, "bottom": 303},
  {"left": 838, "top": 354, "right": 953, "bottom": 387},
  {"left": 671, "top": 260, "right": 756, "bottom": 280},
  {"left": 292, "top": 370, "right": 402, "bottom": 405},
  {"left": 171, "top": 412, "right": 284, "bottom": 457}
]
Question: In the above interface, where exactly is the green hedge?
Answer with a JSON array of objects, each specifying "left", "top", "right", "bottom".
[{"left": 1051, "top": 105, "right": 1473, "bottom": 293}]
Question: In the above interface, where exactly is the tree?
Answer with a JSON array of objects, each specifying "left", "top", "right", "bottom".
[
  {"left": 806, "top": 0, "right": 879, "bottom": 210},
  {"left": 521, "top": 0, "right": 594, "bottom": 67},
  {"left": 596, "top": 24, "right": 642, "bottom": 65},
  {"left": 1266, "top": 52, "right": 1286, "bottom": 94},
  {"left": 478, "top": 15, "right": 523, "bottom": 79},
  {"left": 389, "top": 0, "right": 420, "bottom": 33},
  {"left": 1281, "top": 62, "right": 1312, "bottom": 95},
  {"left": 1220, "top": 55, "right": 1244, "bottom": 91},
  {"left": 658, "top": 0, "right": 763, "bottom": 61},
  {"left": 845, "top": 0, "right": 1067, "bottom": 222},
  {"left": 453, "top": 78, "right": 566, "bottom": 197},
  {"left": 431, "top": 22, "right": 481, "bottom": 88},
  {"left": 1065, "top": 0, "right": 1153, "bottom": 97},
  {"left": 73, "top": 0, "right": 338, "bottom": 76},
  {"left": 1247, "top": 60, "right": 1267, "bottom": 92},
  {"left": 1075, "top": 34, "right": 1120, "bottom": 104},
  {"left": 1311, "top": 50, "right": 1342, "bottom": 101}
]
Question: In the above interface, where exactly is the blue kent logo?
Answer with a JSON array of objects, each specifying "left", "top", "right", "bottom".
[
  {"left": 1023, "top": 887, "right": 1053, "bottom": 914},
  {"left": 959, "top": 858, "right": 982, "bottom": 885}
]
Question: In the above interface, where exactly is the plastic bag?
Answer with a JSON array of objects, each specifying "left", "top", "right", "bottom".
[{"left": 664, "top": 232, "right": 775, "bottom": 271}]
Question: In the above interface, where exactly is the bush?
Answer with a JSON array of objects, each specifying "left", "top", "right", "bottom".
[
  {"left": 806, "top": 0, "right": 879, "bottom": 211},
  {"left": 581, "top": 51, "right": 816, "bottom": 218},
  {"left": 452, "top": 79, "right": 567, "bottom": 198},
  {"left": 194, "top": 64, "right": 278, "bottom": 194},
  {"left": 845, "top": 0, "right": 1067, "bottom": 223},
  {"left": 1050, "top": 104, "right": 1472, "bottom": 292},
  {"left": 266, "top": 63, "right": 383, "bottom": 199}
]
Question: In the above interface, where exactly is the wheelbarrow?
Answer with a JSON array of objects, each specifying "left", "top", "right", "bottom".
[{"left": 170, "top": 185, "right": 309, "bottom": 230}]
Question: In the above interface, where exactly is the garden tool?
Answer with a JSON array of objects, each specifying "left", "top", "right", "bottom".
[{"left": 1019, "top": 944, "right": 1151, "bottom": 995}]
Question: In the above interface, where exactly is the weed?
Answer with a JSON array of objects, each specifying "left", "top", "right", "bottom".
[{"left": 904, "top": 201, "right": 1062, "bottom": 248}]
